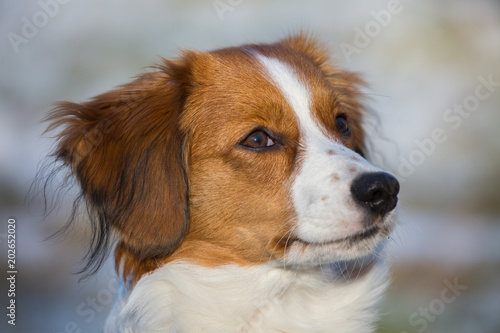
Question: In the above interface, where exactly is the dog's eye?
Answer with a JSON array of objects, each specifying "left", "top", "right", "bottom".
[
  {"left": 241, "top": 130, "right": 275, "bottom": 149},
  {"left": 336, "top": 115, "right": 350, "bottom": 136}
]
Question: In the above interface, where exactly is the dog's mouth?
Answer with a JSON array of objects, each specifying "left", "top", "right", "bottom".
[
  {"left": 288, "top": 224, "right": 383, "bottom": 248},
  {"left": 275, "top": 215, "right": 396, "bottom": 266},
  {"left": 285, "top": 217, "right": 395, "bottom": 251}
]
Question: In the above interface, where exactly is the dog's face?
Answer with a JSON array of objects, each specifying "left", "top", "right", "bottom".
[{"left": 49, "top": 36, "right": 398, "bottom": 281}]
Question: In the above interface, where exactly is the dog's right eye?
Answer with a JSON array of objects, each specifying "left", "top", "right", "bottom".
[{"left": 241, "top": 130, "right": 275, "bottom": 149}]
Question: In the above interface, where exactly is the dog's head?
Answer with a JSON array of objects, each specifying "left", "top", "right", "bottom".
[{"left": 48, "top": 35, "right": 399, "bottom": 282}]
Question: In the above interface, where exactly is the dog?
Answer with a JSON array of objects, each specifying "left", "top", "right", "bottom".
[{"left": 46, "top": 34, "right": 399, "bottom": 332}]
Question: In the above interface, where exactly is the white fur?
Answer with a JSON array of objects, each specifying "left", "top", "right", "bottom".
[
  {"left": 105, "top": 54, "right": 396, "bottom": 333},
  {"left": 256, "top": 55, "right": 387, "bottom": 264},
  {"left": 116, "top": 260, "right": 388, "bottom": 332}
]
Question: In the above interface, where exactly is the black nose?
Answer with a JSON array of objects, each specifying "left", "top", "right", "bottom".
[{"left": 350, "top": 172, "right": 400, "bottom": 216}]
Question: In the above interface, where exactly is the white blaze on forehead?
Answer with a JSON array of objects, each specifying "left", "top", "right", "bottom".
[
  {"left": 255, "top": 54, "right": 329, "bottom": 144},
  {"left": 256, "top": 54, "right": 381, "bottom": 250},
  {"left": 255, "top": 53, "right": 359, "bottom": 167}
]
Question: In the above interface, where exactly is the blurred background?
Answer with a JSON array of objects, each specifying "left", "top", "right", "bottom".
[{"left": 1, "top": 0, "right": 499, "bottom": 332}]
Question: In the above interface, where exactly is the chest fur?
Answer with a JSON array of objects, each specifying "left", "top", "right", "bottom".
[{"left": 114, "top": 261, "right": 388, "bottom": 333}]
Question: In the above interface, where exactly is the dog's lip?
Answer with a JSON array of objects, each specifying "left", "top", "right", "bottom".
[{"left": 289, "top": 224, "right": 383, "bottom": 247}]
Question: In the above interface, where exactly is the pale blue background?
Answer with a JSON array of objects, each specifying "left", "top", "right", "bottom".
[{"left": 1, "top": 0, "right": 499, "bottom": 332}]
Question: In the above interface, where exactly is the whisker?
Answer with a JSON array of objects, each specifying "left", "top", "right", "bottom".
[
  {"left": 354, "top": 257, "right": 364, "bottom": 281},
  {"left": 260, "top": 219, "right": 294, "bottom": 263},
  {"left": 282, "top": 226, "right": 298, "bottom": 271}
]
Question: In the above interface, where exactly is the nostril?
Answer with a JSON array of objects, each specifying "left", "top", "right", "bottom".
[
  {"left": 350, "top": 172, "right": 400, "bottom": 216},
  {"left": 370, "top": 190, "right": 383, "bottom": 202}
]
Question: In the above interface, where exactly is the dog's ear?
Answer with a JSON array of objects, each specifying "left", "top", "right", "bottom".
[
  {"left": 47, "top": 56, "right": 194, "bottom": 277},
  {"left": 281, "top": 34, "right": 367, "bottom": 156}
]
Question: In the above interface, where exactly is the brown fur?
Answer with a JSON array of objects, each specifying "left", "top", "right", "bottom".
[{"left": 47, "top": 34, "right": 366, "bottom": 284}]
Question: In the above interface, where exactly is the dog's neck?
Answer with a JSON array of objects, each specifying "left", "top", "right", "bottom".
[{"left": 108, "top": 259, "right": 388, "bottom": 333}]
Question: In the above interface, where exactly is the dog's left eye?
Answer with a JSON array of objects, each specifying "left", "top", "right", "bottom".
[
  {"left": 336, "top": 115, "right": 350, "bottom": 136},
  {"left": 241, "top": 130, "right": 275, "bottom": 149}
]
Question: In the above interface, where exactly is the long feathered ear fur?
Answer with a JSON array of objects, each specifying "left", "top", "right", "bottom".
[{"left": 45, "top": 57, "right": 193, "bottom": 280}]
